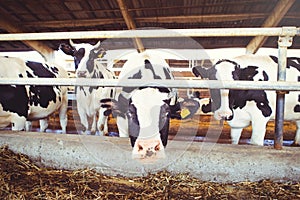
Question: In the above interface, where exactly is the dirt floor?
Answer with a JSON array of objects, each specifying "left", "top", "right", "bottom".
[{"left": 0, "top": 145, "right": 300, "bottom": 199}]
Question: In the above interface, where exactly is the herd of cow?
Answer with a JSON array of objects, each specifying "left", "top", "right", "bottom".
[{"left": 0, "top": 40, "right": 299, "bottom": 160}]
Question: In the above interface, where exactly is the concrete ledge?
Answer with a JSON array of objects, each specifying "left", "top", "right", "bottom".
[{"left": 0, "top": 131, "right": 299, "bottom": 183}]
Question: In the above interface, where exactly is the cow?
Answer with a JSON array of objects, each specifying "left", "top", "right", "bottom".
[
  {"left": 100, "top": 51, "right": 199, "bottom": 162},
  {"left": 0, "top": 56, "right": 68, "bottom": 133},
  {"left": 187, "top": 91, "right": 212, "bottom": 115},
  {"left": 59, "top": 40, "right": 115, "bottom": 135},
  {"left": 192, "top": 54, "right": 300, "bottom": 146}
]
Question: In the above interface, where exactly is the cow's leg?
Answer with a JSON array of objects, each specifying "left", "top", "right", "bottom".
[
  {"left": 249, "top": 118, "right": 268, "bottom": 146},
  {"left": 91, "top": 115, "right": 97, "bottom": 135},
  {"left": 230, "top": 128, "right": 243, "bottom": 144},
  {"left": 294, "top": 120, "right": 300, "bottom": 145},
  {"left": 96, "top": 107, "right": 108, "bottom": 136},
  {"left": 77, "top": 105, "right": 89, "bottom": 134},
  {"left": 25, "top": 121, "right": 32, "bottom": 131},
  {"left": 39, "top": 119, "right": 48, "bottom": 132},
  {"left": 11, "top": 114, "right": 26, "bottom": 131},
  {"left": 58, "top": 95, "right": 68, "bottom": 134},
  {"left": 117, "top": 116, "right": 129, "bottom": 137},
  {"left": 227, "top": 109, "right": 251, "bottom": 144}
]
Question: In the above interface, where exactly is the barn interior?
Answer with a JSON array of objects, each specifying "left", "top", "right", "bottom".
[{"left": 0, "top": 1, "right": 300, "bottom": 196}]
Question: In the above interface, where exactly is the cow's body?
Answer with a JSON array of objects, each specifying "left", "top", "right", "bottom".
[
  {"left": 101, "top": 51, "right": 199, "bottom": 162},
  {"left": 59, "top": 41, "right": 115, "bottom": 135},
  {"left": 192, "top": 54, "right": 300, "bottom": 146},
  {"left": 0, "top": 56, "right": 68, "bottom": 132}
]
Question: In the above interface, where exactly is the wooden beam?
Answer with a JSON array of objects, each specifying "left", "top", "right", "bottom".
[
  {"left": 116, "top": 0, "right": 145, "bottom": 52},
  {"left": 246, "top": 0, "right": 295, "bottom": 54},
  {"left": 20, "top": 13, "right": 277, "bottom": 29},
  {"left": 0, "top": 13, "right": 54, "bottom": 62}
]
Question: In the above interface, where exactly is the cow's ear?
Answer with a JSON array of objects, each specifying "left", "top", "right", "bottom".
[
  {"left": 59, "top": 43, "right": 75, "bottom": 56},
  {"left": 179, "top": 99, "right": 200, "bottom": 119},
  {"left": 100, "top": 98, "right": 125, "bottom": 118}
]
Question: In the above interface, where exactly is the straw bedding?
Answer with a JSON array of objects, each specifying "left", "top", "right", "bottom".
[{"left": 1, "top": 145, "right": 299, "bottom": 199}]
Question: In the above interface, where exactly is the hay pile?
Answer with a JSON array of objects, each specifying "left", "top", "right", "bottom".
[{"left": 1, "top": 146, "right": 299, "bottom": 200}]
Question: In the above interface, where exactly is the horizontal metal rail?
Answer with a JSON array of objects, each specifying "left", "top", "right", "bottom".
[
  {"left": 0, "top": 27, "right": 299, "bottom": 41},
  {"left": 0, "top": 78, "right": 300, "bottom": 91}
]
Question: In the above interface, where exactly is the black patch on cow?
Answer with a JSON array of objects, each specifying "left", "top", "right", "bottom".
[
  {"left": 159, "top": 103, "right": 170, "bottom": 147},
  {"left": 192, "top": 65, "right": 217, "bottom": 80},
  {"left": 26, "top": 62, "right": 56, "bottom": 78},
  {"left": 129, "top": 135, "right": 137, "bottom": 147},
  {"left": 26, "top": 71, "right": 34, "bottom": 78},
  {"left": 163, "top": 67, "right": 172, "bottom": 79},
  {"left": 123, "top": 70, "right": 143, "bottom": 93},
  {"left": 294, "top": 105, "right": 300, "bottom": 112},
  {"left": 145, "top": 59, "right": 161, "bottom": 79},
  {"left": 127, "top": 104, "right": 140, "bottom": 147},
  {"left": 73, "top": 48, "right": 85, "bottom": 70},
  {"left": 50, "top": 66, "right": 59, "bottom": 75},
  {"left": 128, "top": 70, "right": 142, "bottom": 79},
  {"left": 25, "top": 61, "right": 58, "bottom": 108},
  {"left": 230, "top": 64, "right": 272, "bottom": 118},
  {"left": 59, "top": 43, "right": 76, "bottom": 56},
  {"left": 294, "top": 85, "right": 300, "bottom": 112},
  {"left": 0, "top": 85, "right": 28, "bottom": 118},
  {"left": 263, "top": 71, "right": 269, "bottom": 81},
  {"left": 192, "top": 65, "right": 221, "bottom": 112},
  {"left": 201, "top": 99, "right": 213, "bottom": 113},
  {"left": 270, "top": 55, "right": 300, "bottom": 72},
  {"left": 233, "top": 66, "right": 259, "bottom": 80},
  {"left": 229, "top": 89, "right": 272, "bottom": 117}
]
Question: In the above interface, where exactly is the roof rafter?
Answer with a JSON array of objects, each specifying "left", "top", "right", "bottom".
[
  {"left": 116, "top": 0, "right": 145, "bottom": 52},
  {"left": 20, "top": 13, "right": 279, "bottom": 29},
  {"left": 0, "top": 13, "right": 55, "bottom": 61},
  {"left": 246, "top": 0, "right": 296, "bottom": 54}
]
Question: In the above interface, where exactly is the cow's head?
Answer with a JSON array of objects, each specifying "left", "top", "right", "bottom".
[
  {"left": 101, "top": 87, "right": 199, "bottom": 162},
  {"left": 192, "top": 59, "right": 270, "bottom": 121},
  {"left": 59, "top": 40, "right": 106, "bottom": 78}
]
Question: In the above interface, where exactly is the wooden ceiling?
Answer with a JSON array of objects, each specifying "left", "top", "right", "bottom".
[{"left": 0, "top": 0, "right": 299, "bottom": 58}]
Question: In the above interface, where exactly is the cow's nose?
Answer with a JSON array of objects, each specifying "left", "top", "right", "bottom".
[
  {"left": 77, "top": 71, "right": 87, "bottom": 78},
  {"left": 136, "top": 140, "right": 161, "bottom": 157}
]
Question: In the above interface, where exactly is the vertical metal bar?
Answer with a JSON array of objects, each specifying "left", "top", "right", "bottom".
[{"left": 274, "top": 35, "right": 293, "bottom": 149}]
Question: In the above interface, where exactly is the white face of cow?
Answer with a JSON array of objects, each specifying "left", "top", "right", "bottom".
[
  {"left": 129, "top": 88, "right": 170, "bottom": 161},
  {"left": 60, "top": 40, "right": 105, "bottom": 78}
]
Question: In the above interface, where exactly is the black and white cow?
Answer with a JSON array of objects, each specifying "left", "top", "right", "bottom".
[
  {"left": 101, "top": 51, "right": 199, "bottom": 162},
  {"left": 192, "top": 54, "right": 300, "bottom": 146},
  {"left": 59, "top": 40, "right": 115, "bottom": 135},
  {"left": 0, "top": 56, "right": 68, "bottom": 132}
]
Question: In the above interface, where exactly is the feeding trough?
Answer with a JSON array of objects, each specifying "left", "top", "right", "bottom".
[{"left": 0, "top": 131, "right": 299, "bottom": 183}]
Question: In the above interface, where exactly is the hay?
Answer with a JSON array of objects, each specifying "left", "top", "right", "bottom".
[{"left": 1, "top": 145, "right": 299, "bottom": 200}]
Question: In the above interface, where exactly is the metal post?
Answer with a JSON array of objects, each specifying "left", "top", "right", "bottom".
[{"left": 274, "top": 34, "right": 293, "bottom": 149}]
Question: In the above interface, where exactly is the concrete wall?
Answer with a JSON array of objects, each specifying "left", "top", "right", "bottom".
[{"left": 0, "top": 131, "right": 299, "bottom": 183}]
